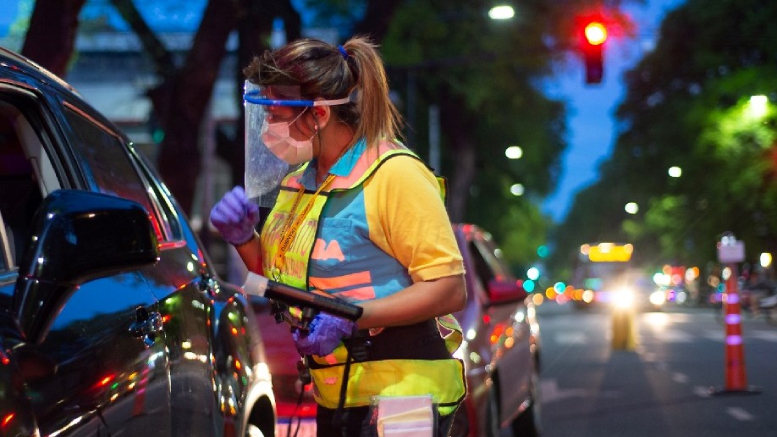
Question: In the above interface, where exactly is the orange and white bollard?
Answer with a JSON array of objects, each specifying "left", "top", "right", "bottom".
[{"left": 710, "top": 234, "right": 760, "bottom": 396}]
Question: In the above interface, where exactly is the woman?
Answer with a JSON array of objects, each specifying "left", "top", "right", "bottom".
[{"left": 210, "top": 36, "right": 467, "bottom": 437}]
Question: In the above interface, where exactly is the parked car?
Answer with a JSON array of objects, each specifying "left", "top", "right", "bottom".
[
  {"left": 449, "top": 224, "right": 541, "bottom": 437},
  {"left": 249, "top": 223, "right": 541, "bottom": 437},
  {"left": 0, "top": 47, "right": 276, "bottom": 436}
]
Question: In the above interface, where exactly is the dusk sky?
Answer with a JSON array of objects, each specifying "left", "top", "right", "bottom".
[
  {"left": 0, "top": 0, "right": 685, "bottom": 223},
  {"left": 542, "top": 0, "right": 684, "bottom": 222}
]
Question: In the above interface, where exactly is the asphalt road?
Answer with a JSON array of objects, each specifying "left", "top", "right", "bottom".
[{"left": 534, "top": 301, "right": 777, "bottom": 437}]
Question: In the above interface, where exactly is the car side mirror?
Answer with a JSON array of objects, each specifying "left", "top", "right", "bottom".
[
  {"left": 487, "top": 279, "right": 528, "bottom": 306},
  {"left": 13, "top": 189, "right": 160, "bottom": 343}
]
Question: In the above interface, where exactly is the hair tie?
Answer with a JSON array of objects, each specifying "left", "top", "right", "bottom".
[{"left": 337, "top": 45, "right": 349, "bottom": 60}]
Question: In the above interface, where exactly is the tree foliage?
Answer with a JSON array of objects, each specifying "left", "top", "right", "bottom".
[
  {"left": 378, "top": 0, "right": 638, "bottom": 270},
  {"left": 13, "top": 0, "right": 638, "bottom": 272},
  {"left": 549, "top": 0, "right": 777, "bottom": 280},
  {"left": 15, "top": 0, "right": 400, "bottom": 216}
]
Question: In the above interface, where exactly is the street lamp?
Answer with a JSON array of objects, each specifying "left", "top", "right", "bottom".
[
  {"left": 505, "top": 145, "right": 523, "bottom": 159},
  {"left": 747, "top": 95, "right": 768, "bottom": 118},
  {"left": 624, "top": 202, "right": 638, "bottom": 214},
  {"left": 668, "top": 166, "right": 682, "bottom": 178},
  {"left": 488, "top": 5, "right": 515, "bottom": 20}
]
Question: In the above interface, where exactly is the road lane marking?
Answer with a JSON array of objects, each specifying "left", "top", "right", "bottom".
[
  {"left": 727, "top": 407, "right": 754, "bottom": 421},
  {"left": 751, "top": 330, "right": 777, "bottom": 342},
  {"left": 554, "top": 332, "right": 588, "bottom": 345},
  {"left": 672, "top": 372, "right": 689, "bottom": 383},
  {"left": 650, "top": 329, "right": 694, "bottom": 343},
  {"left": 639, "top": 351, "right": 657, "bottom": 362},
  {"left": 541, "top": 379, "right": 590, "bottom": 403},
  {"left": 704, "top": 329, "right": 777, "bottom": 342},
  {"left": 703, "top": 330, "right": 725, "bottom": 342},
  {"left": 693, "top": 386, "right": 711, "bottom": 398}
]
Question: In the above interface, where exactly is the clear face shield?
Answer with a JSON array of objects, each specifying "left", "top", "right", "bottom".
[{"left": 243, "top": 81, "right": 350, "bottom": 207}]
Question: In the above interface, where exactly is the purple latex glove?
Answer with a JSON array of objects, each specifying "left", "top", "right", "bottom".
[
  {"left": 292, "top": 313, "right": 357, "bottom": 356},
  {"left": 209, "top": 186, "right": 261, "bottom": 245}
]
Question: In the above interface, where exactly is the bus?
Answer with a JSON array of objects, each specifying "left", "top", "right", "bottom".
[{"left": 568, "top": 242, "right": 651, "bottom": 309}]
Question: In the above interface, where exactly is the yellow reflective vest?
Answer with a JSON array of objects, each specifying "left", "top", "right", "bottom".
[{"left": 259, "top": 140, "right": 466, "bottom": 415}]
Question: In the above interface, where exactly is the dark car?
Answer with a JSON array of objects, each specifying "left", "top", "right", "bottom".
[
  {"left": 0, "top": 47, "right": 276, "bottom": 436},
  {"left": 450, "top": 224, "right": 541, "bottom": 437}
]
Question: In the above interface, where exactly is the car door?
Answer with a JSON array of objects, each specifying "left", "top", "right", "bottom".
[
  {"left": 58, "top": 95, "right": 237, "bottom": 436},
  {"left": 125, "top": 151, "right": 225, "bottom": 437},
  {"left": 129, "top": 148, "right": 263, "bottom": 437},
  {"left": 468, "top": 233, "right": 534, "bottom": 422},
  {"left": 0, "top": 85, "right": 171, "bottom": 437}
]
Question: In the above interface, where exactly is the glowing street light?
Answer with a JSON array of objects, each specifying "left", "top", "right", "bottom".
[
  {"left": 748, "top": 95, "right": 768, "bottom": 118},
  {"left": 505, "top": 145, "right": 523, "bottom": 159},
  {"left": 488, "top": 5, "right": 515, "bottom": 20},
  {"left": 668, "top": 166, "right": 682, "bottom": 178},
  {"left": 760, "top": 252, "right": 772, "bottom": 268},
  {"left": 510, "top": 183, "right": 525, "bottom": 196},
  {"left": 624, "top": 202, "right": 639, "bottom": 214}
]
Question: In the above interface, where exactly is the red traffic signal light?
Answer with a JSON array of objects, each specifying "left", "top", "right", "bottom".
[
  {"left": 581, "top": 21, "right": 606, "bottom": 84},
  {"left": 584, "top": 22, "right": 607, "bottom": 46}
]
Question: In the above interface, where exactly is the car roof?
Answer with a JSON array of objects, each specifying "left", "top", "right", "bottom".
[{"left": 0, "top": 46, "right": 82, "bottom": 98}]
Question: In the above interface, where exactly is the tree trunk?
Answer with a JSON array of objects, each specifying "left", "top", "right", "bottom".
[
  {"left": 21, "top": 0, "right": 86, "bottom": 77},
  {"left": 439, "top": 88, "right": 477, "bottom": 223},
  {"left": 153, "top": 0, "right": 241, "bottom": 215},
  {"left": 216, "top": 0, "right": 302, "bottom": 189},
  {"left": 109, "top": 0, "right": 176, "bottom": 79}
]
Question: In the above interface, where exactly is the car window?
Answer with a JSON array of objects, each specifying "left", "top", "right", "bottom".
[
  {"left": 476, "top": 237, "right": 512, "bottom": 281},
  {"left": 0, "top": 212, "right": 10, "bottom": 272},
  {"left": 0, "top": 99, "right": 47, "bottom": 269},
  {"left": 469, "top": 240, "right": 494, "bottom": 290},
  {"left": 469, "top": 234, "right": 515, "bottom": 289},
  {"left": 129, "top": 146, "right": 184, "bottom": 242},
  {"left": 62, "top": 103, "right": 170, "bottom": 241}
]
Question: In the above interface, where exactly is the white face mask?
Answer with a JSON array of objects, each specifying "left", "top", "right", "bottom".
[{"left": 261, "top": 109, "right": 316, "bottom": 165}]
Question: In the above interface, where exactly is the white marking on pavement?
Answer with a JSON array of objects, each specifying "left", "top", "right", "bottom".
[
  {"left": 672, "top": 372, "right": 689, "bottom": 383},
  {"left": 541, "top": 379, "right": 590, "bottom": 404},
  {"left": 704, "top": 330, "right": 725, "bottom": 342},
  {"left": 640, "top": 351, "right": 657, "bottom": 362},
  {"left": 752, "top": 330, "right": 777, "bottom": 342},
  {"left": 693, "top": 386, "right": 711, "bottom": 398},
  {"left": 654, "top": 329, "right": 694, "bottom": 342},
  {"left": 555, "top": 332, "right": 588, "bottom": 345},
  {"left": 727, "top": 407, "right": 754, "bottom": 421}
]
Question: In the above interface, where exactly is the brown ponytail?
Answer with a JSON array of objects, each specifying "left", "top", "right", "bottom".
[{"left": 340, "top": 36, "right": 404, "bottom": 147}]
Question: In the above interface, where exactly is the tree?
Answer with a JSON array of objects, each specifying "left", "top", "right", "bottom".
[
  {"left": 17, "top": 0, "right": 401, "bottom": 216},
  {"left": 21, "top": 0, "right": 87, "bottom": 77},
  {"left": 15, "top": 0, "right": 629, "bottom": 271},
  {"left": 377, "top": 0, "right": 593, "bottom": 268}
]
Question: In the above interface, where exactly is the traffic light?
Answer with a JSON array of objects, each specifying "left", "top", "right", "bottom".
[{"left": 581, "top": 21, "right": 607, "bottom": 84}]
